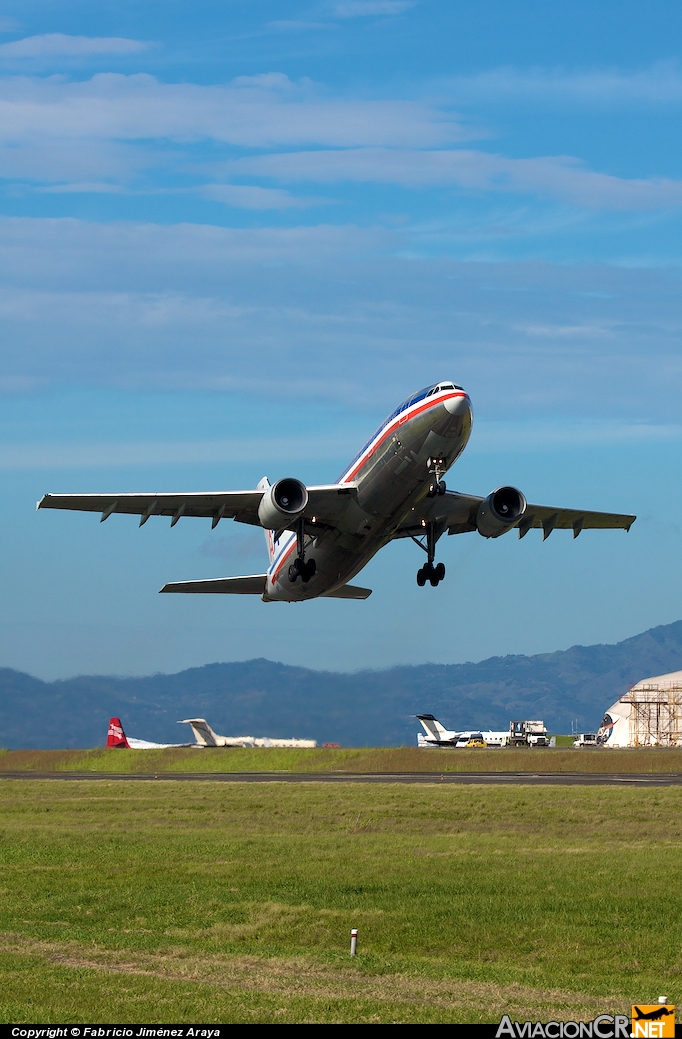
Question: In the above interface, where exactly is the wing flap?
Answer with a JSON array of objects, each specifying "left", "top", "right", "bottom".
[
  {"left": 160, "top": 575, "right": 267, "bottom": 594},
  {"left": 393, "top": 491, "right": 480, "bottom": 538}
]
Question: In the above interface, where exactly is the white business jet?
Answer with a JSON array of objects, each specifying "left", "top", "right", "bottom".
[
  {"left": 179, "top": 718, "right": 316, "bottom": 748},
  {"left": 38, "top": 382, "right": 635, "bottom": 601},
  {"left": 417, "top": 714, "right": 510, "bottom": 748}
]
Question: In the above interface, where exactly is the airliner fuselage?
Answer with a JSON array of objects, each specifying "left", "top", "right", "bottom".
[{"left": 264, "top": 383, "right": 472, "bottom": 600}]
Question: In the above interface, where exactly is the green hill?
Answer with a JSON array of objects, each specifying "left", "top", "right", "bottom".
[{"left": 1, "top": 620, "right": 681, "bottom": 748}]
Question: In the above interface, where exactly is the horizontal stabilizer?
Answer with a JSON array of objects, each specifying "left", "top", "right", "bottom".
[
  {"left": 160, "top": 574, "right": 267, "bottom": 595},
  {"left": 321, "top": 584, "right": 372, "bottom": 600}
]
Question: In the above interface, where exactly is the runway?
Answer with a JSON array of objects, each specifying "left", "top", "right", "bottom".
[{"left": 1, "top": 770, "right": 682, "bottom": 785}]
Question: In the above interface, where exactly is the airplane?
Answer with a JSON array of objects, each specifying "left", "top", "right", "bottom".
[
  {"left": 417, "top": 714, "right": 510, "bottom": 748},
  {"left": 632, "top": 1007, "right": 674, "bottom": 1021},
  {"left": 37, "top": 381, "right": 635, "bottom": 601},
  {"left": 179, "top": 718, "right": 317, "bottom": 748},
  {"left": 106, "top": 716, "right": 198, "bottom": 750}
]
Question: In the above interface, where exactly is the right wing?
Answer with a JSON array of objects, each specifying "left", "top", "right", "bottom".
[
  {"left": 160, "top": 575, "right": 267, "bottom": 594},
  {"left": 393, "top": 490, "right": 635, "bottom": 539}
]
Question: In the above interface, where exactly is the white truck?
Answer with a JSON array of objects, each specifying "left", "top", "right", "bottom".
[
  {"left": 509, "top": 720, "right": 549, "bottom": 747},
  {"left": 573, "top": 732, "right": 598, "bottom": 748}
]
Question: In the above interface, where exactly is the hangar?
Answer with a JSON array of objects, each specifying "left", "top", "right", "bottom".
[{"left": 598, "top": 670, "right": 682, "bottom": 747}]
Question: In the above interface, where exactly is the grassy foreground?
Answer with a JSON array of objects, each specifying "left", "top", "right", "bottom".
[
  {"left": 0, "top": 780, "right": 681, "bottom": 1024},
  {"left": 2, "top": 745, "right": 682, "bottom": 773}
]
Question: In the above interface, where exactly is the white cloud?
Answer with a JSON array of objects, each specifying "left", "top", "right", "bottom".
[
  {"left": 6, "top": 69, "right": 674, "bottom": 216},
  {"left": 0, "top": 217, "right": 679, "bottom": 423},
  {"left": 0, "top": 73, "right": 465, "bottom": 149},
  {"left": 228, "top": 147, "right": 682, "bottom": 211},
  {"left": 445, "top": 61, "right": 682, "bottom": 108},
  {"left": 0, "top": 434, "right": 356, "bottom": 469},
  {"left": 200, "top": 184, "right": 330, "bottom": 209},
  {"left": 268, "top": 21, "right": 329, "bottom": 31},
  {"left": 39, "top": 181, "right": 123, "bottom": 194},
  {"left": 334, "top": 1, "right": 415, "bottom": 16},
  {"left": 0, "top": 34, "right": 150, "bottom": 59},
  {"left": 470, "top": 420, "right": 682, "bottom": 453},
  {"left": 0, "top": 136, "right": 153, "bottom": 185}
]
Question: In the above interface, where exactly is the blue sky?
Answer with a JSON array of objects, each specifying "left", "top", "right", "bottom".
[{"left": 0, "top": 0, "right": 680, "bottom": 679}]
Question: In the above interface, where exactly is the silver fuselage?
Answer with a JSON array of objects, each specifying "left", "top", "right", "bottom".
[{"left": 265, "top": 386, "right": 473, "bottom": 601}]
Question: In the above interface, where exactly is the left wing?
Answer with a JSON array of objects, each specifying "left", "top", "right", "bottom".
[
  {"left": 37, "top": 484, "right": 360, "bottom": 532},
  {"left": 394, "top": 491, "right": 635, "bottom": 540}
]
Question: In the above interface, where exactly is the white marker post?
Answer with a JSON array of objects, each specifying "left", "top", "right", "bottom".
[{"left": 350, "top": 928, "right": 358, "bottom": 957}]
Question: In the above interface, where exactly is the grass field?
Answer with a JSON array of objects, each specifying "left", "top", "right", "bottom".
[
  {"left": 0, "top": 779, "right": 681, "bottom": 1024},
  {"left": 2, "top": 745, "right": 682, "bottom": 773}
]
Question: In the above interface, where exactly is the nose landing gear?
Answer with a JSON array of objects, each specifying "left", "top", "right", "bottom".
[
  {"left": 426, "top": 457, "right": 448, "bottom": 497},
  {"left": 288, "top": 518, "right": 316, "bottom": 583}
]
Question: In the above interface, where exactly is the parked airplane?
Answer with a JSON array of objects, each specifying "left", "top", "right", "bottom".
[
  {"left": 179, "top": 718, "right": 317, "bottom": 748},
  {"left": 106, "top": 717, "right": 197, "bottom": 749},
  {"left": 417, "top": 714, "right": 509, "bottom": 748},
  {"left": 38, "top": 382, "right": 635, "bottom": 601}
]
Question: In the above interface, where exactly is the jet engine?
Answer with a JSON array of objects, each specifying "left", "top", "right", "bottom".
[
  {"left": 258, "top": 477, "right": 309, "bottom": 529},
  {"left": 476, "top": 486, "right": 527, "bottom": 538}
]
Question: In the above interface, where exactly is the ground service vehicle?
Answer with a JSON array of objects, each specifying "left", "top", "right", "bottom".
[
  {"left": 509, "top": 720, "right": 549, "bottom": 747},
  {"left": 573, "top": 732, "right": 598, "bottom": 747}
]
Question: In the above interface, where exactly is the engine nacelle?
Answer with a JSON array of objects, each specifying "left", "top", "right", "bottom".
[
  {"left": 476, "top": 486, "right": 527, "bottom": 538},
  {"left": 258, "top": 477, "right": 309, "bottom": 530}
]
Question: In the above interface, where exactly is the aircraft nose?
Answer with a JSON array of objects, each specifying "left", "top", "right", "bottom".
[{"left": 443, "top": 392, "right": 471, "bottom": 417}]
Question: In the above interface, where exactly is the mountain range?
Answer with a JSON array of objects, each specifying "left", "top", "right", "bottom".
[{"left": 2, "top": 620, "right": 682, "bottom": 748}]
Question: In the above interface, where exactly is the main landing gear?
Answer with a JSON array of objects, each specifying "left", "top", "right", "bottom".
[
  {"left": 288, "top": 519, "right": 316, "bottom": 583},
  {"left": 417, "top": 561, "right": 445, "bottom": 587},
  {"left": 413, "top": 521, "right": 446, "bottom": 587},
  {"left": 289, "top": 556, "right": 316, "bottom": 583}
]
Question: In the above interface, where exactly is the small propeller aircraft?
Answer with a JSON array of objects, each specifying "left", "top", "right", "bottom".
[{"left": 38, "top": 381, "right": 635, "bottom": 602}]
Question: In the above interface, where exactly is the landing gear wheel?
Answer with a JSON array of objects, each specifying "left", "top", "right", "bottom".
[
  {"left": 435, "top": 562, "right": 445, "bottom": 581},
  {"left": 289, "top": 556, "right": 316, "bottom": 583},
  {"left": 429, "top": 569, "right": 440, "bottom": 587},
  {"left": 416, "top": 567, "right": 427, "bottom": 587},
  {"left": 437, "top": 480, "right": 447, "bottom": 496}
]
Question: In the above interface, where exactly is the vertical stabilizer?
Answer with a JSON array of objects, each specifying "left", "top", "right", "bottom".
[
  {"left": 107, "top": 717, "right": 130, "bottom": 748},
  {"left": 417, "top": 714, "right": 449, "bottom": 741},
  {"left": 257, "top": 476, "right": 276, "bottom": 562},
  {"left": 179, "top": 718, "right": 221, "bottom": 746}
]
